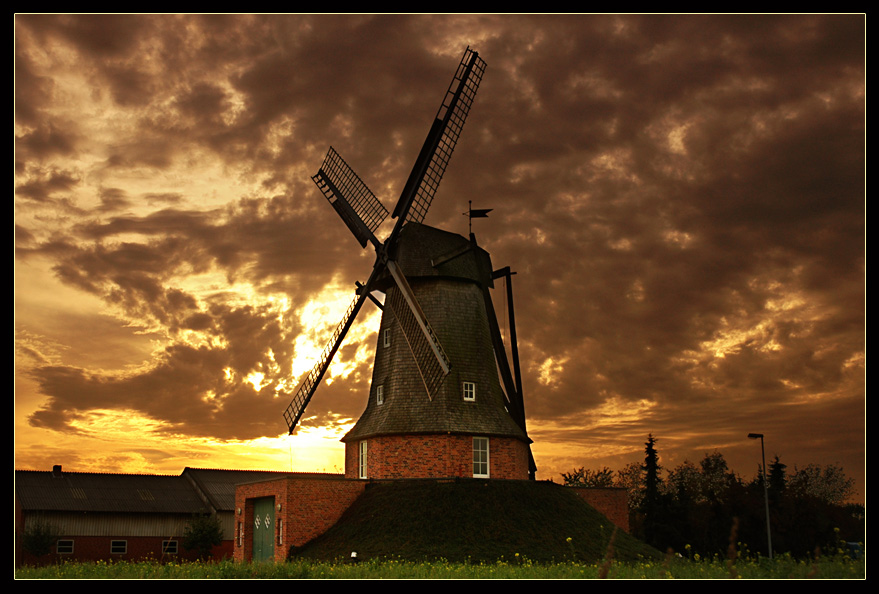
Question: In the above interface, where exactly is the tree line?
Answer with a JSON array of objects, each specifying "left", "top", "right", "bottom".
[{"left": 562, "top": 434, "right": 863, "bottom": 557}]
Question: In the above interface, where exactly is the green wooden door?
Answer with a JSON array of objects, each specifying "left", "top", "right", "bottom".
[{"left": 252, "top": 497, "right": 275, "bottom": 561}]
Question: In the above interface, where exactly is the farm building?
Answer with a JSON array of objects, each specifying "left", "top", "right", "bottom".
[
  {"left": 14, "top": 465, "right": 321, "bottom": 565},
  {"left": 233, "top": 473, "right": 367, "bottom": 562}
]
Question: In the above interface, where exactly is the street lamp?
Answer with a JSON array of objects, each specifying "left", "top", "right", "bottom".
[{"left": 748, "top": 432, "right": 773, "bottom": 559}]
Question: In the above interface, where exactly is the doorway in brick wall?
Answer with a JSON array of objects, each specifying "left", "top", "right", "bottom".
[{"left": 252, "top": 497, "right": 275, "bottom": 561}]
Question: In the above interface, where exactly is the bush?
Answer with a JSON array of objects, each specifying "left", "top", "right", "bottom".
[
  {"left": 22, "top": 520, "right": 60, "bottom": 558},
  {"left": 182, "top": 513, "right": 224, "bottom": 559}
]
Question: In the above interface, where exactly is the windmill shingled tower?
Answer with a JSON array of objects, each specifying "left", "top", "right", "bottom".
[{"left": 283, "top": 48, "right": 536, "bottom": 481}]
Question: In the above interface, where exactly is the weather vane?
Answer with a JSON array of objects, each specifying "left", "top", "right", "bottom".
[{"left": 464, "top": 200, "right": 492, "bottom": 235}]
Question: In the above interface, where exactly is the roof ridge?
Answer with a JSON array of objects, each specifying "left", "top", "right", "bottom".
[{"left": 14, "top": 468, "right": 180, "bottom": 477}]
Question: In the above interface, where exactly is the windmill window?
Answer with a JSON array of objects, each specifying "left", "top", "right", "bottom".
[
  {"left": 376, "top": 384, "right": 384, "bottom": 405},
  {"left": 463, "top": 381, "right": 476, "bottom": 401},
  {"left": 473, "top": 437, "right": 490, "bottom": 477},
  {"left": 56, "top": 539, "right": 74, "bottom": 554},
  {"left": 383, "top": 328, "right": 391, "bottom": 348},
  {"left": 359, "top": 440, "right": 368, "bottom": 479}
]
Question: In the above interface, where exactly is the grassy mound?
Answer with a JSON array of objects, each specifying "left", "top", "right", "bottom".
[{"left": 291, "top": 479, "right": 659, "bottom": 564}]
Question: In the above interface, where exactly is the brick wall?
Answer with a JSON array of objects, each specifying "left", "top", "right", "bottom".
[
  {"left": 568, "top": 486, "right": 630, "bottom": 533},
  {"left": 234, "top": 475, "right": 366, "bottom": 562},
  {"left": 16, "top": 533, "right": 230, "bottom": 566},
  {"left": 343, "top": 434, "right": 529, "bottom": 480}
]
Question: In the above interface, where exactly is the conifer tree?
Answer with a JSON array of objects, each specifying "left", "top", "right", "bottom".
[
  {"left": 641, "top": 434, "right": 663, "bottom": 546},
  {"left": 643, "top": 434, "right": 661, "bottom": 508},
  {"left": 768, "top": 455, "right": 787, "bottom": 503}
]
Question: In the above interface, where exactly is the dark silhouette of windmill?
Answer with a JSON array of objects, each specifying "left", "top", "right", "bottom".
[{"left": 283, "top": 48, "right": 535, "bottom": 480}]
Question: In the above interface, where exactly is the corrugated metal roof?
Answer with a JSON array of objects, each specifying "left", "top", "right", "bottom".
[
  {"left": 182, "top": 468, "right": 302, "bottom": 511},
  {"left": 15, "top": 467, "right": 339, "bottom": 514},
  {"left": 15, "top": 469, "right": 208, "bottom": 514}
]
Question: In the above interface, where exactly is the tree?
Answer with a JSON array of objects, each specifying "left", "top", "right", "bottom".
[
  {"left": 642, "top": 434, "right": 662, "bottom": 510},
  {"left": 699, "top": 451, "right": 738, "bottom": 504},
  {"left": 665, "top": 459, "right": 701, "bottom": 503},
  {"left": 615, "top": 461, "right": 645, "bottom": 510},
  {"left": 768, "top": 455, "right": 787, "bottom": 493},
  {"left": 767, "top": 455, "right": 787, "bottom": 505},
  {"left": 182, "top": 513, "right": 224, "bottom": 560},
  {"left": 788, "top": 463, "right": 854, "bottom": 505},
  {"left": 21, "top": 519, "right": 60, "bottom": 558},
  {"left": 561, "top": 466, "right": 614, "bottom": 487},
  {"left": 640, "top": 434, "right": 664, "bottom": 546}
]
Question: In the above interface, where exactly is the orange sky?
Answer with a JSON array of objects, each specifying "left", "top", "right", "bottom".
[{"left": 15, "top": 15, "right": 864, "bottom": 501}]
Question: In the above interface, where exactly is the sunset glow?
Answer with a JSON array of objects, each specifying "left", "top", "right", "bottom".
[{"left": 15, "top": 15, "right": 864, "bottom": 500}]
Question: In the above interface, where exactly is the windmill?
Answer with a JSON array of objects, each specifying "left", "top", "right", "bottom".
[{"left": 283, "top": 48, "right": 536, "bottom": 480}]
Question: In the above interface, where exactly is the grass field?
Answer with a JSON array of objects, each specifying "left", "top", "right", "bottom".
[{"left": 15, "top": 552, "right": 865, "bottom": 579}]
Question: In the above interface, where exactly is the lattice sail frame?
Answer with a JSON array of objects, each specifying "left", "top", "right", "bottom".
[
  {"left": 313, "top": 147, "right": 389, "bottom": 248},
  {"left": 385, "top": 261, "right": 451, "bottom": 399},
  {"left": 282, "top": 293, "right": 365, "bottom": 433},
  {"left": 395, "top": 47, "right": 486, "bottom": 226}
]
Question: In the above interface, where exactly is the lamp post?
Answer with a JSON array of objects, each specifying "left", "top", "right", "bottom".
[{"left": 748, "top": 432, "right": 773, "bottom": 559}]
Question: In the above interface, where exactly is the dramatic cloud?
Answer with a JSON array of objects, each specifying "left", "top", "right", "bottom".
[{"left": 15, "top": 15, "right": 864, "bottom": 497}]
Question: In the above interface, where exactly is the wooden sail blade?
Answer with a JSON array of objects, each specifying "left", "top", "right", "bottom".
[
  {"left": 385, "top": 260, "right": 451, "bottom": 399},
  {"left": 389, "top": 47, "right": 486, "bottom": 237},
  {"left": 282, "top": 291, "right": 367, "bottom": 434},
  {"left": 313, "top": 146, "right": 388, "bottom": 249}
]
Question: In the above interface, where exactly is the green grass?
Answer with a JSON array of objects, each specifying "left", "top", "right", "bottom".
[{"left": 14, "top": 554, "right": 866, "bottom": 579}]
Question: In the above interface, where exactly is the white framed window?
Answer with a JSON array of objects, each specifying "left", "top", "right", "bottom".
[
  {"left": 57, "top": 539, "right": 74, "bottom": 554},
  {"left": 111, "top": 540, "right": 127, "bottom": 554},
  {"left": 376, "top": 384, "right": 384, "bottom": 405},
  {"left": 162, "top": 540, "right": 178, "bottom": 554},
  {"left": 463, "top": 381, "right": 476, "bottom": 401},
  {"left": 383, "top": 328, "right": 391, "bottom": 348},
  {"left": 473, "top": 437, "right": 489, "bottom": 477},
  {"left": 359, "top": 440, "right": 368, "bottom": 479}
]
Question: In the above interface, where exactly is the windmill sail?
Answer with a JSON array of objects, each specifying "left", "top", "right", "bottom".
[
  {"left": 313, "top": 147, "right": 388, "bottom": 249},
  {"left": 392, "top": 47, "right": 486, "bottom": 227},
  {"left": 385, "top": 261, "right": 451, "bottom": 398},
  {"left": 283, "top": 292, "right": 367, "bottom": 434}
]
